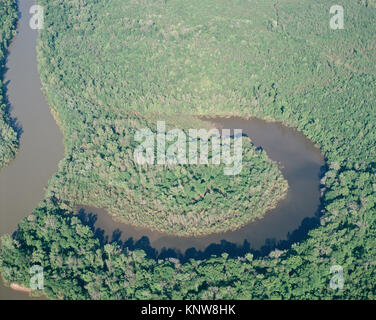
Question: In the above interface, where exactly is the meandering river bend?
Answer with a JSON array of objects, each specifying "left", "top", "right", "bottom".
[
  {"left": 79, "top": 116, "right": 324, "bottom": 256},
  {"left": 0, "top": 0, "right": 324, "bottom": 299},
  {"left": 0, "top": 0, "right": 64, "bottom": 299}
]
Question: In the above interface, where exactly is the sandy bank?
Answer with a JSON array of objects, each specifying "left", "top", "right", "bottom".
[{"left": 9, "top": 283, "right": 32, "bottom": 293}]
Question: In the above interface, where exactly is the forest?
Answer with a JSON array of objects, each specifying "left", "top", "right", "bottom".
[
  {"left": 33, "top": 0, "right": 289, "bottom": 236},
  {"left": 0, "top": 0, "right": 18, "bottom": 170},
  {"left": 0, "top": 0, "right": 375, "bottom": 299}
]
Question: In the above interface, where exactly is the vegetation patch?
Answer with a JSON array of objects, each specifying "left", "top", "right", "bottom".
[
  {"left": 35, "top": 0, "right": 288, "bottom": 236},
  {"left": 0, "top": 0, "right": 18, "bottom": 170},
  {"left": 1, "top": 0, "right": 375, "bottom": 299}
]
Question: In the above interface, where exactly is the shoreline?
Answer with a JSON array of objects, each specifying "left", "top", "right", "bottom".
[{"left": 9, "top": 283, "right": 32, "bottom": 294}]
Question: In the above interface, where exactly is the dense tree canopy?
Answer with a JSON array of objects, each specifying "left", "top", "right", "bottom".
[
  {"left": 0, "top": 0, "right": 18, "bottom": 170},
  {"left": 32, "top": 0, "right": 290, "bottom": 235},
  {"left": 0, "top": 0, "right": 375, "bottom": 299}
]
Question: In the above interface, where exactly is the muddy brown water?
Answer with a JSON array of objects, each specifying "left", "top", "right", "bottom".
[
  {"left": 79, "top": 117, "right": 324, "bottom": 258},
  {"left": 0, "top": 0, "right": 324, "bottom": 299},
  {"left": 0, "top": 0, "right": 64, "bottom": 299}
]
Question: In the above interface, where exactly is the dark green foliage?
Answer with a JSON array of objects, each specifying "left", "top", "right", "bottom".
[
  {"left": 1, "top": 0, "right": 376, "bottom": 299},
  {"left": 35, "top": 0, "right": 288, "bottom": 235},
  {"left": 0, "top": 0, "right": 18, "bottom": 170},
  {"left": 1, "top": 192, "right": 375, "bottom": 299},
  {"left": 45, "top": 114, "right": 288, "bottom": 235}
]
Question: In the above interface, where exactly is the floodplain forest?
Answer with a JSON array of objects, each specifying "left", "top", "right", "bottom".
[{"left": 0, "top": 0, "right": 375, "bottom": 300}]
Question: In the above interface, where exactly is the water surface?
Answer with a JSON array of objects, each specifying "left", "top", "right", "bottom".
[
  {"left": 79, "top": 116, "right": 324, "bottom": 257},
  {"left": 0, "top": 0, "right": 324, "bottom": 299},
  {"left": 0, "top": 0, "right": 64, "bottom": 299}
]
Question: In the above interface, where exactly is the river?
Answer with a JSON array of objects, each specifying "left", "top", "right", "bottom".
[
  {"left": 79, "top": 117, "right": 324, "bottom": 259},
  {"left": 0, "top": 0, "right": 324, "bottom": 299},
  {"left": 0, "top": 0, "right": 64, "bottom": 299}
]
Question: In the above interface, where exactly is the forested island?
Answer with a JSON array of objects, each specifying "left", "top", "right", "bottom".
[{"left": 0, "top": 0, "right": 375, "bottom": 299}]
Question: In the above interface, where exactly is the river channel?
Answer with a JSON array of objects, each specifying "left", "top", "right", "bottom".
[{"left": 0, "top": 0, "right": 324, "bottom": 299}]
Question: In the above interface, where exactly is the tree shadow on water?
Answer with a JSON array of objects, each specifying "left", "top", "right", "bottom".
[
  {"left": 2, "top": 1, "right": 24, "bottom": 139},
  {"left": 76, "top": 204, "right": 323, "bottom": 263},
  {"left": 76, "top": 160, "right": 326, "bottom": 262},
  {"left": 2, "top": 67, "right": 24, "bottom": 140}
]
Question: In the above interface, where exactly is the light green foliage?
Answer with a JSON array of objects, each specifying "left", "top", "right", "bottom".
[
  {"left": 36, "top": 0, "right": 288, "bottom": 235},
  {"left": 1, "top": 0, "right": 375, "bottom": 299}
]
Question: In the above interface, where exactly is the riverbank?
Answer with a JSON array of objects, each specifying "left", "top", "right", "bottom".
[
  {"left": 9, "top": 283, "right": 32, "bottom": 294},
  {"left": 0, "top": 0, "right": 19, "bottom": 170},
  {"left": 1, "top": 0, "right": 375, "bottom": 300},
  {"left": 0, "top": 0, "right": 64, "bottom": 299},
  {"left": 74, "top": 116, "right": 323, "bottom": 254}
]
